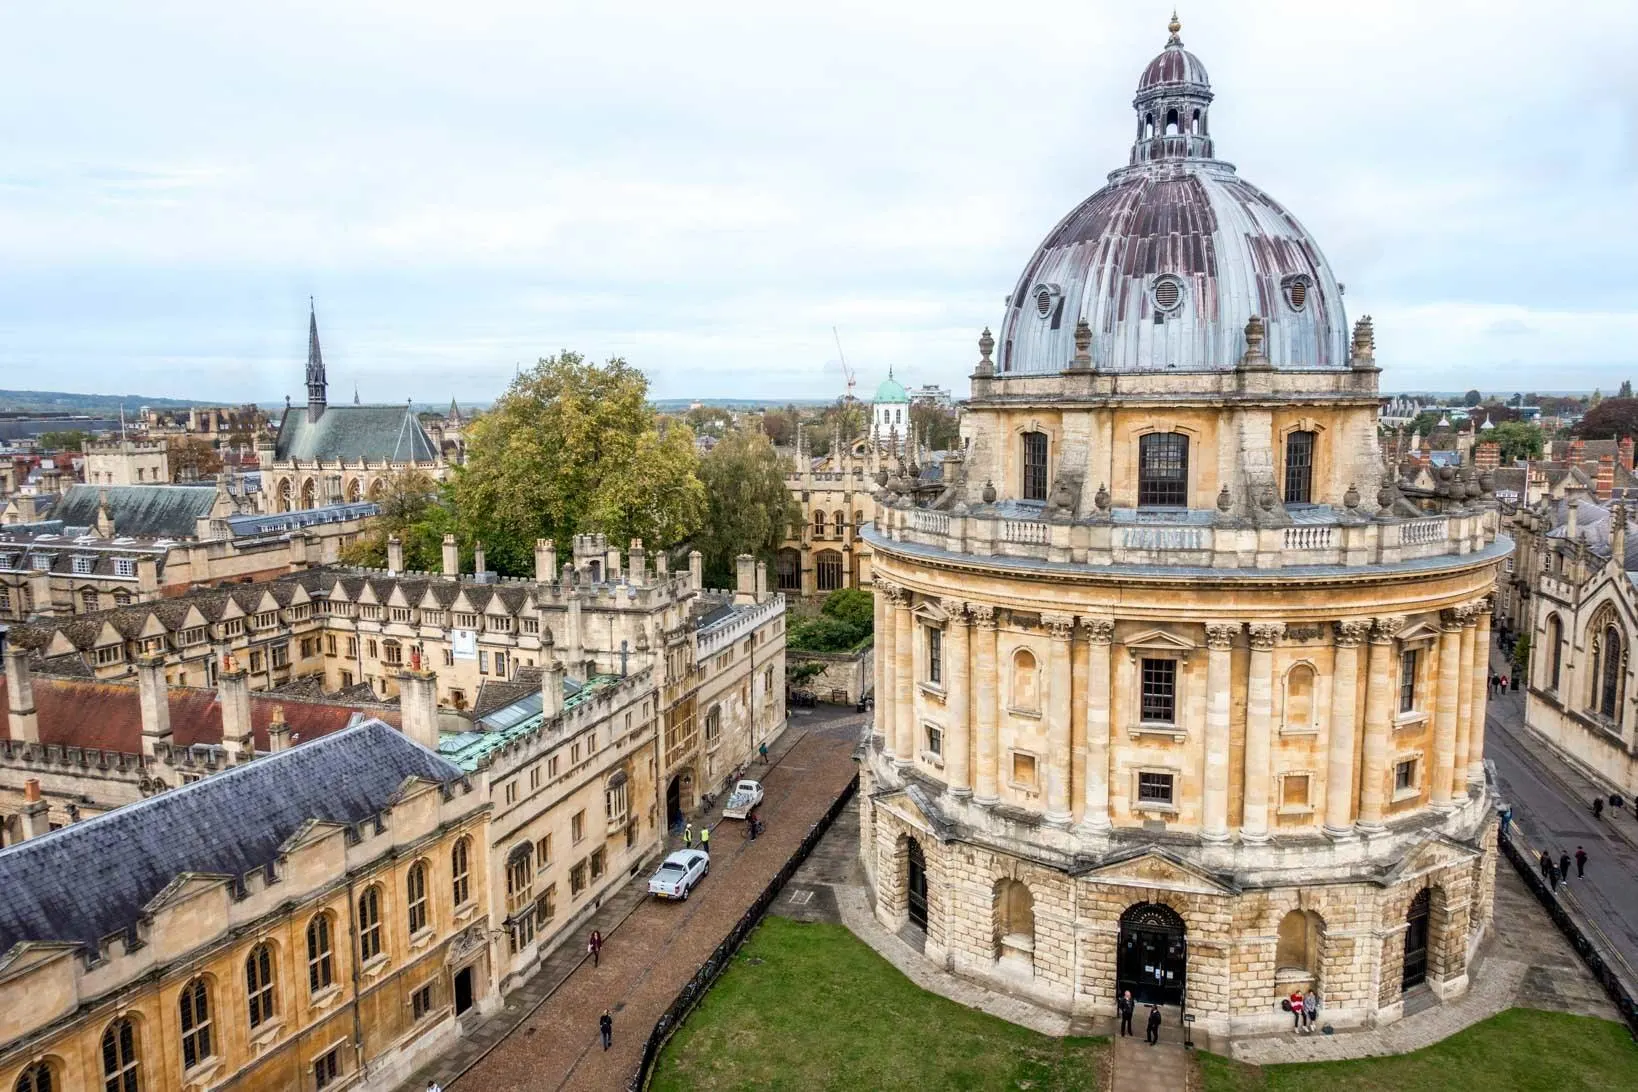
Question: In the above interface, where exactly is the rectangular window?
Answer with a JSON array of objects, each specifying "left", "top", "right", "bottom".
[
  {"left": 248, "top": 651, "right": 264, "bottom": 673},
  {"left": 522, "top": 617, "right": 540, "bottom": 634},
  {"left": 1395, "top": 758, "right": 1418, "bottom": 793},
  {"left": 72, "top": 555, "right": 94, "bottom": 574},
  {"left": 590, "top": 846, "right": 606, "bottom": 880},
  {"left": 1283, "top": 430, "right": 1315, "bottom": 505},
  {"left": 479, "top": 650, "right": 489, "bottom": 675},
  {"left": 346, "top": 636, "right": 358, "bottom": 658},
  {"left": 1281, "top": 774, "right": 1310, "bottom": 808},
  {"left": 926, "top": 626, "right": 942, "bottom": 686},
  {"left": 391, "top": 606, "right": 413, "bottom": 623},
  {"left": 412, "top": 984, "right": 433, "bottom": 1021},
  {"left": 537, "top": 833, "right": 553, "bottom": 865},
  {"left": 114, "top": 557, "right": 136, "bottom": 577},
  {"left": 536, "top": 883, "right": 557, "bottom": 926},
  {"left": 340, "top": 669, "right": 354, "bottom": 687},
  {"left": 314, "top": 1046, "right": 342, "bottom": 1089},
  {"left": 530, "top": 765, "right": 541, "bottom": 790},
  {"left": 548, "top": 756, "right": 559, "bottom": 778},
  {"left": 571, "top": 810, "right": 585, "bottom": 844},
  {"left": 1022, "top": 431, "right": 1049, "bottom": 502},
  {"left": 570, "top": 861, "right": 587, "bottom": 896},
  {"left": 366, "top": 639, "right": 378, "bottom": 660},
  {"left": 505, "top": 782, "right": 518, "bottom": 805},
  {"left": 1010, "top": 751, "right": 1037, "bottom": 789},
  {"left": 1138, "top": 432, "right": 1190, "bottom": 507},
  {"left": 1399, "top": 650, "right": 1418, "bottom": 714},
  {"left": 382, "top": 642, "right": 403, "bottom": 666},
  {"left": 924, "top": 723, "right": 943, "bottom": 757},
  {"left": 271, "top": 643, "right": 289, "bottom": 668},
  {"left": 1137, "top": 771, "right": 1175, "bottom": 806},
  {"left": 1140, "top": 657, "right": 1177, "bottom": 723}
]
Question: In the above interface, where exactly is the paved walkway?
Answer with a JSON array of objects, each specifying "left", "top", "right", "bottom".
[
  {"left": 1112, "top": 1033, "right": 1188, "bottom": 1092},
  {"left": 441, "top": 712, "right": 862, "bottom": 1092}
]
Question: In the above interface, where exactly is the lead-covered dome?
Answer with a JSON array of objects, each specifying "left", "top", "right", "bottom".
[{"left": 997, "top": 18, "right": 1347, "bottom": 375}]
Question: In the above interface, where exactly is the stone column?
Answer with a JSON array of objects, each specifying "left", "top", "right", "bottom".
[
  {"left": 4, "top": 644, "right": 39, "bottom": 744},
  {"left": 1324, "top": 620, "right": 1371, "bottom": 836},
  {"left": 1241, "top": 623, "right": 1284, "bottom": 842},
  {"left": 973, "top": 605, "right": 1000, "bottom": 803},
  {"left": 1453, "top": 610, "right": 1478, "bottom": 799},
  {"left": 1082, "top": 618, "right": 1115, "bottom": 831},
  {"left": 1043, "top": 613, "right": 1075, "bottom": 825},
  {"left": 1359, "top": 617, "right": 1405, "bottom": 829},
  {"left": 942, "top": 598, "right": 972, "bottom": 796},
  {"left": 894, "top": 588, "right": 915, "bottom": 767},
  {"left": 1202, "top": 622, "right": 1240, "bottom": 842},
  {"left": 876, "top": 582, "right": 898, "bottom": 758},
  {"left": 1431, "top": 610, "right": 1465, "bottom": 809},
  {"left": 1468, "top": 603, "right": 1493, "bottom": 784}
]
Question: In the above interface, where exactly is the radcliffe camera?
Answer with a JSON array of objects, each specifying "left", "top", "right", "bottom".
[{"left": 1, "top": 6, "right": 1635, "bottom": 1092}]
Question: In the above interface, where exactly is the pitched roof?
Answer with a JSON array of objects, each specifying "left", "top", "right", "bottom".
[
  {"left": 0, "top": 720, "right": 462, "bottom": 954},
  {"left": 54, "top": 484, "right": 220, "bottom": 538},
  {"left": 273, "top": 405, "right": 440, "bottom": 463},
  {"left": 0, "top": 674, "right": 400, "bottom": 753}
]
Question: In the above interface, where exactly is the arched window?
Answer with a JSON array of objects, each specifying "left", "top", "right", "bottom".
[
  {"left": 854, "top": 509, "right": 865, "bottom": 530},
  {"left": 1275, "top": 909, "right": 1324, "bottom": 973},
  {"left": 14, "top": 1063, "right": 53, "bottom": 1092},
  {"left": 178, "top": 977, "right": 213, "bottom": 1071},
  {"left": 505, "top": 845, "right": 534, "bottom": 917},
  {"left": 1011, "top": 649, "right": 1039, "bottom": 713},
  {"left": 816, "top": 550, "right": 843, "bottom": 592},
  {"left": 1547, "top": 615, "right": 1563, "bottom": 691},
  {"left": 406, "top": 860, "right": 430, "bottom": 935},
  {"left": 1191, "top": 109, "right": 1202, "bottom": 134},
  {"left": 245, "top": 942, "right": 277, "bottom": 1029},
  {"left": 775, "top": 548, "right": 801, "bottom": 592},
  {"left": 1283, "top": 430, "right": 1316, "bottom": 505},
  {"left": 1283, "top": 665, "right": 1316, "bottom": 732},
  {"left": 1021, "top": 431, "right": 1048, "bottom": 502},
  {"left": 347, "top": 478, "right": 362, "bottom": 503},
  {"left": 1138, "top": 433, "right": 1189, "bottom": 507},
  {"left": 812, "top": 509, "right": 827, "bottom": 537},
  {"left": 993, "top": 878, "right": 1035, "bottom": 970},
  {"left": 834, "top": 511, "right": 846, "bottom": 536},
  {"left": 101, "top": 1016, "right": 140, "bottom": 1092},
  {"left": 357, "top": 886, "right": 383, "bottom": 961},
  {"left": 306, "top": 913, "right": 334, "bottom": 994},
  {"left": 300, "top": 478, "right": 317, "bottom": 510},
  {"left": 451, "top": 837, "right": 472, "bottom": 907},
  {"left": 1600, "top": 624, "right": 1623, "bottom": 720},
  {"left": 1164, "top": 107, "right": 1180, "bottom": 135},
  {"left": 1143, "top": 114, "right": 1155, "bottom": 139},
  {"left": 276, "top": 479, "right": 293, "bottom": 513}
]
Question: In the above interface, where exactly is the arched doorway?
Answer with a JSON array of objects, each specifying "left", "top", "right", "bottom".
[
  {"left": 666, "top": 775, "right": 683, "bottom": 829},
  {"left": 1402, "top": 888, "right": 1431, "bottom": 990},
  {"left": 906, "top": 839, "right": 928, "bottom": 932},
  {"left": 1118, "top": 901, "right": 1187, "bottom": 1006}
]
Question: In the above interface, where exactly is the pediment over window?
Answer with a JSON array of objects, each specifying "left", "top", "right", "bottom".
[
  {"left": 1123, "top": 628, "right": 1197, "bottom": 659},
  {"left": 1074, "top": 849, "right": 1237, "bottom": 896},
  {"left": 1396, "top": 620, "right": 1440, "bottom": 646},
  {"left": 911, "top": 600, "right": 949, "bottom": 626}
]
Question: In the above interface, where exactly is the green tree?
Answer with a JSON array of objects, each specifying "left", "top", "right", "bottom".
[
  {"left": 450, "top": 352, "right": 705, "bottom": 575},
  {"left": 1405, "top": 410, "right": 1444, "bottom": 436},
  {"left": 164, "top": 436, "right": 222, "bottom": 481},
  {"left": 694, "top": 427, "right": 799, "bottom": 587},
  {"left": 1573, "top": 397, "right": 1638, "bottom": 440},
  {"left": 910, "top": 402, "right": 961, "bottom": 451},
  {"left": 1491, "top": 421, "right": 1545, "bottom": 463},
  {"left": 37, "top": 430, "right": 90, "bottom": 452},
  {"left": 339, "top": 469, "right": 450, "bottom": 570},
  {"left": 788, "top": 589, "right": 875, "bottom": 652},
  {"left": 1462, "top": 389, "right": 1482, "bottom": 407},
  {"left": 760, "top": 406, "right": 798, "bottom": 447}
]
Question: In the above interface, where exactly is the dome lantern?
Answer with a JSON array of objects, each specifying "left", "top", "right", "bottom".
[{"left": 1131, "top": 13, "right": 1215, "bottom": 166}]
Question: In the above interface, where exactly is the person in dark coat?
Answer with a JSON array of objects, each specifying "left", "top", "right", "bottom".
[
  {"left": 1145, "top": 1005, "right": 1163, "bottom": 1045},
  {"left": 588, "top": 929, "right": 603, "bottom": 967},
  {"left": 1575, "top": 846, "right": 1588, "bottom": 877},
  {"left": 1559, "top": 850, "right": 1573, "bottom": 886},
  {"left": 1539, "top": 850, "right": 1553, "bottom": 880},
  {"left": 599, "top": 1009, "right": 613, "bottom": 1050},
  {"left": 1118, "top": 990, "right": 1135, "bottom": 1037},
  {"left": 1547, "top": 859, "right": 1560, "bottom": 892}
]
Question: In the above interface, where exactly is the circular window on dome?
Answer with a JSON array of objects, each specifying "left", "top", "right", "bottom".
[
  {"left": 1283, "top": 275, "right": 1312, "bottom": 312},
  {"left": 1034, "top": 284, "right": 1057, "bottom": 318},
  {"left": 1152, "top": 275, "right": 1184, "bottom": 314}
]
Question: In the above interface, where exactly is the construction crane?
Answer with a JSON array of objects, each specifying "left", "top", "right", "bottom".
[{"left": 833, "top": 326, "right": 857, "bottom": 402}]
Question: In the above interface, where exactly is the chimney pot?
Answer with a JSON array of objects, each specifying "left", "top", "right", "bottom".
[{"left": 23, "top": 778, "right": 41, "bottom": 803}]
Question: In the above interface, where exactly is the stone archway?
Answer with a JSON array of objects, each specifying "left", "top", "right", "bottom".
[
  {"left": 906, "top": 838, "right": 928, "bottom": 932},
  {"left": 1118, "top": 901, "right": 1187, "bottom": 1007},
  {"left": 1402, "top": 888, "right": 1431, "bottom": 990}
]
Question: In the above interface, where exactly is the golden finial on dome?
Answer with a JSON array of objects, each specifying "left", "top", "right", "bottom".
[{"left": 1168, "top": 10, "right": 1182, "bottom": 36}]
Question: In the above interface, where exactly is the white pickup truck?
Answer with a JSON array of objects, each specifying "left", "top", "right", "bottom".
[{"left": 721, "top": 779, "right": 764, "bottom": 820}]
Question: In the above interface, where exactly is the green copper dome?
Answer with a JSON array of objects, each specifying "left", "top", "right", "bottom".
[{"left": 874, "top": 374, "right": 909, "bottom": 403}]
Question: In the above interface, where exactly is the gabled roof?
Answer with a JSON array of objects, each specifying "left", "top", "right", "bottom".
[
  {"left": 54, "top": 484, "right": 220, "bottom": 539},
  {"left": 273, "top": 404, "right": 439, "bottom": 463},
  {"left": 0, "top": 720, "right": 461, "bottom": 955}
]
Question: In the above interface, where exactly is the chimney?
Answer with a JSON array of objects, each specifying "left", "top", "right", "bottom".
[
  {"left": 96, "top": 488, "right": 115, "bottom": 536},
  {"left": 287, "top": 529, "right": 311, "bottom": 569},
  {"left": 442, "top": 534, "right": 459, "bottom": 577},
  {"left": 535, "top": 538, "right": 557, "bottom": 583},
  {"left": 629, "top": 538, "right": 647, "bottom": 584},
  {"left": 136, "top": 554, "right": 159, "bottom": 593},
  {"left": 734, "top": 554, "right": 756, "bottom": 605},
  {"left": 543, "top": 659, "right": 565, "bottom": 720},
  {"left": 20, "top": 779, "right": 50, "bottom": 841},
  {"left": 1474, "top": 442, "right": 1500, "bottom": 472},
  {"left": 1568, "top": 494, "right": 1580, "bottom": 541},
  {"left": 473, "top": 540, "right": 487, "bottom": 576},
  {"left": 386, "top": 535, "right": 404, "bottom": 576},
  {"left": 136, "top": 654, "right": 172, "bottom": 759},
  {"left": 219, "top": 658, "right": 254, "bottom": 760},
  {"left": 688, "top": 550, "right": 703, "bottom": 592},
  {"left": 1622, "top": 437, "right": 1635, "bottom": 473},
  {"left": 266, "top": 705, "right": 292, "bottom": 753},
  {"left": 1614, "top": 505, "right": 1629, "bottom": 567},
  {"left": 396, "top": 666, "right": 441, "bottom": 751},
  {"left": 4, "top": 644, "right": 40, "bottom": 743},
  {"left": 1571, "top": 438, "right": 1586, "bottom": 463},
  {"left": 566, "top": 589, "right": 584, "bottom": 672},
  {"left": 28, "top": 567, "right": 55, "bottom": 617},
  {"left": 605, "top": 546, "right": 621, "bottom": 583},
  {"left": 656, "top": 551, "right": 670, "bottom": 578},
  {"left": 755, "top": 560, "right": 769, "bottom": 603},
  {"left": 1596, "top": 454, "right": 1615, "bottom": 502}
]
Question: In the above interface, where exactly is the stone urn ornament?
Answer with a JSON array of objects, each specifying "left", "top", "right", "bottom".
[
  {"left": 1258, "top": 485, "right": 1275, "bottom": 511},
  {"left": 1094, "top": 483, "right": 1111, "bottom": 511},
  {"left": 1343, "top": 483, "right": 1360, "bottom": 510},
  {"left": 1217, "top": 484, "right": 1232, "bottom": 512},
  {"left": 982, "top": 479, "right": 997, "bottom": 504}
]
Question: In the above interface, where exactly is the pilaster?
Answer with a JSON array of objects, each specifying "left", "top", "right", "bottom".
[
  {"left": 1081, "top": 617, "right": 1115, "bottom": 831},
  {"left": 1358, "top": 616, "right": 1405, "bottom": 830},
  {"left": 1431, "top": 610, "right": 1465, "bottom": 810},
  {"left": 1201, "top": 621, "right": 1239, "bottom": 841},
  {"left": 973, "top": 605, "right": 1000, "bottom": 803},
  {"left": 1240, "top": 622, "right": 1283, "bottom": 842},
  {"left": 1043, "top": 612, "right": 1075, "bottom": 825},
  {"left": 942, "top": 597, "right": 972, "bottom": 796},
  {"left": 1324, "top": 620, "right": 1370, "bottom": 836}
]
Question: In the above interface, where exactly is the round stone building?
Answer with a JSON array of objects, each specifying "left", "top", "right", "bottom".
[{"left": 860, "top": 18, "right": 1509, "bottom": 1035}]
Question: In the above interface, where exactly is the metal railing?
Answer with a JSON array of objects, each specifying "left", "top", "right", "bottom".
[
  {"left": 627, "top": 773, "right": 861, "bottom": 1090},
  {"left": 1499, "top": 828, "right": 1638, "bottom": 1039}
]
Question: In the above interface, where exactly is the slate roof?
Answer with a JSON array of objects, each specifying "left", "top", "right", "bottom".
[
  {"left": 0, "top": 719, "right": 462, "bottom": 955},
  {"left": 54, "top": 483, "right": 220, "bottom": 538},
  {"left": 273, "top": 405, "right": 440, "bottom": 463},
  {"left": 0, "top": 674, "right": 400, "bottom": 753}
]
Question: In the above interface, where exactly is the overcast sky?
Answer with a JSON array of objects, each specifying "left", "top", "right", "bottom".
[{"left": 2, "top": 1, "right": 1635, "bottom": 404}]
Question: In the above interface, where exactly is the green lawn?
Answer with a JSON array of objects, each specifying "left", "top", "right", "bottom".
[
  {"left": 1198, "top": 1008, "right": 1638, "bottom": 1091},
  {"left": 649, "top": 915, "right": 1107, "bottom": 1092}
]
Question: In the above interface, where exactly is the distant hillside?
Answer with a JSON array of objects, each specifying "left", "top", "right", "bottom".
[
  {"left": 0, "top": 389, "right": 217, "bottom": 415},
  {"left": 651, "top": 398, "right": 834, "bottom": 411}
]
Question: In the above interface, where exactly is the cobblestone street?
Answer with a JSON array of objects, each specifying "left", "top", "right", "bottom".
[{"left": 430, "top": 708, "right": 863, "bottom": 1092}]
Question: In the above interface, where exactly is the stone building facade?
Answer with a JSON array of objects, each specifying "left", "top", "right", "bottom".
[
  {"left": 82, "top": 438, "right": 170, "bottom": 486},
  {"left": 778, "top": 430, "right": 882, "bottom": 597},
  {"left": 859, "top": 18, "right": 1507, "bottom": 1037}
]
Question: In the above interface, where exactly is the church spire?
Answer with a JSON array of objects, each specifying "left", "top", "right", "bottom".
[{"left": 306, "top": 297, "right": 328, "bottom": 424}]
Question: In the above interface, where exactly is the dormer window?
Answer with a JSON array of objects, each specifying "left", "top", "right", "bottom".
[
  {"left": 71, "top": 555, "right": 95, "bottom": 575},
  {"left": 114, "top": 557, "right": 136, "bottom": 577}
]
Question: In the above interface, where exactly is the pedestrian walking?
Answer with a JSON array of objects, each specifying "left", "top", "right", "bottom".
[
  {"left": 1303, "top": 989, "right": 1319, "bottom": 1034},
  {"left": 1539, "top": 850, "right": 1553, "bottom": 881},
  {"left": 1118, "top": 990, "right": 1135, "bottom": 1037},
  {"left": 1575, "top": 846, "right": 1588, "bottom": 877},
  {"left": 746, "top": 809, "right": 759, "bottom": 840},
  {"left": 1594, "top": 797, "right": 1605, "bottom": 819},
  {"left": 588, "top": 929, "right": 603, "bottom": 967},
  {"left": 1547, "top": 860, "right": 1560, "bottom": 892},
  {"left": 700, "top": 825, "right": 711, "bottom": 853},
  {"left": 683, "top": 822, "right": 693, "bottom": 849},
  {"left": 1145, "top": 1005, "right": 1162, "bottom": 1045},
  {"left": 1559, "top": 850, "right": 1572, "bottom": 886},
  {"left": 1499, "top": 806, "right": 1513, "bottom": 837},
  {"left": 428, "top": 1082, "right": 443, "bottom": 1092},
  {"left": 759, "top": 741, "right": 769, "bottom": 763},
  {"left": 599, "top": 1009, "right": 613, "bottom": 1051}
]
